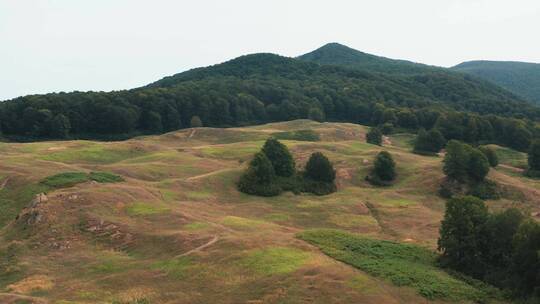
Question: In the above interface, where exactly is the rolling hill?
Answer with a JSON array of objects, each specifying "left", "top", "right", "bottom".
[
  {"left": 0, "top": 120, "right": 538, "bottom": 303},
  {"left": 452, "top": 60, "right": 540, "bottom": 104}
]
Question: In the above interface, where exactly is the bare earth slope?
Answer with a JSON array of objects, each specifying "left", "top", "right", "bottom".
[{"left": 0, "top": 120, "right": 537, "bottom": 304}]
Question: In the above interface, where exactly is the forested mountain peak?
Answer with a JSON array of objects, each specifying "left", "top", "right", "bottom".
[
  {"left": 298, "top": 42, "right": 437, "bottom": 74},
  {"left": 452, "top": 60, "right": 540, "bottom": 104}
]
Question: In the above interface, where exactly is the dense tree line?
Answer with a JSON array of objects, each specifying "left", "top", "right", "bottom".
[
  {"left": 438, "top": 196, "right": 540, "bottom": 300},
  {"left": 0, "top": 54, "right": 538, "bottom": 148}
]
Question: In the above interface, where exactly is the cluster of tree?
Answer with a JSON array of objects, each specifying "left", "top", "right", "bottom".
[
  {"left": 0, "top": 54, "right": 538, "bottom": 148},
  {"left": 366, "top": 151, "right": 397, "bottom": 186},
  {"left": 413, "top": 128, "right": 446, "bottom": 155},
  {"left": 438, "top": 196, "right": 540, "bottom": 300},
  {"left": 526, "top": 140, "right": 540, "bottom": 178},
  {"left": 440, "top": 140, "right": 499, "bottom": 199},
  {"left": 238, "top": 138, "right": 336, "bottom": 196}
]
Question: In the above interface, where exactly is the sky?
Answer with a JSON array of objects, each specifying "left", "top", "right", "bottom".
[{"left": 1, "top": 0, "right": 540, "bottom": 100}]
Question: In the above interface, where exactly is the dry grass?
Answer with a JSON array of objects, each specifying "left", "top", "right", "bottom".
[{"left": 0, "top": 120, "right": 536, "bottom": 304}]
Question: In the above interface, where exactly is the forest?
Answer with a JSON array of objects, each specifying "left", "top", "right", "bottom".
[{"left": 0, "top": 53, "right": 539, "bottom": 153}]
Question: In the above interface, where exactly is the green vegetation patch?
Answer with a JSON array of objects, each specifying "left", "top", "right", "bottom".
[
  {"left": 298, "top": 229, "right": 498, "bottom": 302},
  {"left": 183, "top": 222, "right": 211, "bottom": 231},
  {"left": 272, "top": 129, "right": 320, "bottom": 141},
  {"left": 240, "top": 247, "right": 311, "bottom": 275},
  {"left": 151, "top": 256, "right": 191, "bottom": 279},
  {"left": 491, "top": 145, "right": 527, "bottom": 168},
  {"left": 126, "top": 202, "right": 169, "bottom": 216},
  {"left": 41, "top": 171, "right": 123, "bottom": 188},
  {"left": 221, "top": 216, "right": 264, "bottom": 230},
  {"left": 42, "top": 143, "right": 146, "bottom": 164}
]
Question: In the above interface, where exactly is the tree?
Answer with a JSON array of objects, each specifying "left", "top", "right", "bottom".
[
  {"left": 438, "top": 196, "right": 489, "bottom": 278},
  {"left": 261, "top": 138, "right": 295, "bottom": 177},
  {"left": 190, "top": 116, "right": 203, "bottom": 128},
  {"left": 414, "top": 128, "right": 446, "bottom": 154},
  {"left": 526, "top": 140, "right": 540, "bottom": 177},
  {"left": 304, "top": 152, "right": 335, "bottom": 183},
  {"left": 147, "top": 111, "right": 163, "bottom": 133},
  {"left": 467, "top": 148, "right": 490, "bottom": 182},
  {"left": 372, "top": 151, "right": 396, "bottom": 182},
  {"left": 237, "top": 152, "right": 280, "bottom": 196},
  {"left": 443, "top": 140, "right": 470, "bottom": 182},
  {"left": 478, "top": 146, "right": 498, "bottom": 168},
  {"left": 308, "top": 107, "right": 325, "bottom": 122},
  {"left": 366, "top": 127, "right": 382, "bottom": 146},
  {"left": 510, "top": 220, "right": 540, "bottom": 296},
  {"left": 50, "top": 114, "right": 71, "bottom": 139}
]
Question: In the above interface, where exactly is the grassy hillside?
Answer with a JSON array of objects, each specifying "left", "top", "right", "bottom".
[
  {"left": 0, "top": 120, "right": 537, "bottom": 303},
  {"left": 453, "top": 60, "right": 540, "bottom": 104}
]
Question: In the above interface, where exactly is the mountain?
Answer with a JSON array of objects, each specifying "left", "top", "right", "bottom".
[
  {"left": 452, "top": 60, "right": 540, "bottom": 104},
  {"left": 0, "top": 45, "right": 539, "bottom": 142},
  {"left": 297, "top": 42, "right": 439, "bottom": 74}
]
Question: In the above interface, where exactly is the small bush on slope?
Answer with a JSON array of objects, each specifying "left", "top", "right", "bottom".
[{"left": 298, "top": 229, "right": 500, "bottom": 302}]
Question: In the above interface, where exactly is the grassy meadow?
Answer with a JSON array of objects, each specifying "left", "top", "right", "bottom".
[{"left": 0, "top": 120, "right": 537, "bottom": 304}]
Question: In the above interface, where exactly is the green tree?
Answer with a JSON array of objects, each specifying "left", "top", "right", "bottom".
[
  {"left": 478, "top": 146, "right": 499, "bottom": 168},
  {"left": 510, "top": 220, "right": 540, "bottom": 296},
  {"left": 190, "top": 116, "right": 203, "bottom": 128},
  {"left": 366, "top": 127, "right": 382, "bottom": 146},
  {"left": 414, "top": 128, "right": 446, "bottom": 154},
  {"left": 147, "top": 111, "right": 163, "bottom": 133},
  {"left": 50, "top": 114, "right": 71, "bottom": 139},
  {"left": 527, "top": 140, "right": 540, "bottom": 176},
  {"left": 373, "top": 151, "right": 396, "bottom": 182},
  {"left": 443, "top": 140, "right": 470, "bottom": 182},
  {"left": 308, "top": 107, "right": 325, "bottom": 122},
  {"left": 304, "top": 152, "right": 335, "bottom": 183},
  {"left": 467, "top": 148, "right": 490, "bottom": 182},
  {"left": 261, "top": 138, "right": 295, "bottom": 177},
  {"left": 438, "top": 196, "right": 489, "bottom": 277},
  {"left": 237, "top": 152, "right": 280, "bottom": 196}
]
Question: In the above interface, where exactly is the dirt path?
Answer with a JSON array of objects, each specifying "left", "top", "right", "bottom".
[
  {"left": 0, "top": 292, "right": 48, "bottom": 304},
  {"left": 175, "top": 235, "right": 219, "bottom": 258},
  {"left": 0, "top": 177, "right": 9, "bottom": 190}
]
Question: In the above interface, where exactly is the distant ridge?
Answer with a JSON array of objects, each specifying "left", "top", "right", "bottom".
[{"left": 452, "top": 60, "right": 540, "bottom": 104}]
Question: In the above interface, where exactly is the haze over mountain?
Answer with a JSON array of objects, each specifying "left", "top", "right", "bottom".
[{"left": 452, "top": 60, "right": 540, "bottom": 104}]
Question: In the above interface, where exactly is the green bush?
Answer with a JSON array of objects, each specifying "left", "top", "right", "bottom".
[
  {"left": 367, "top": 151, "right": 396, "bottom": 186},
  {"left": 526, "top": 140, "right": 540, "bottom": 178},
  {"left": 467, "top": 180, "right": 500, "bottom": 200},
  {"left": 273, "top": 130, "right": 320, "bottom": 142},
  {"left": 262, "top": 138, "right": 296, "bottom": 177},
  {"left": 478, "top": 146, "right": 499, "bottom": 167},
  {"left": 238, "top": 152, "right": 281, "bottom": 197},
  {"left": 298, "top": 229, "right": 498, "bottom": 302},
  {"left": 41, "top": 171, "right": 124, "bottom": 188},
  {"left": 366, "top": 127, "right": 382, "bottom": 146},
  {"left": 413, "top": 128, "right": 446, "bottom": 154},
  {"left": 303, "top": 152, "right": 337, "bottom": 195}
]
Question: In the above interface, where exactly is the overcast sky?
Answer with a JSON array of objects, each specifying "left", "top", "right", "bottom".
[{"left": 1, "top": 0, "right": 540, "bottom": 100}]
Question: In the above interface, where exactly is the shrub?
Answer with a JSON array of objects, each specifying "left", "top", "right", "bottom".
[
  {"left": 303, "top": 152, "right": 336, "bottom": 195},
  {"left": 367, "top": 151, "right": 396, "bottom": 186},
  {"left": 190, "top": 116, "right": 203, "bottom": 128},
  {"left": 467, "top": 180, "right": 500, "bottom": 200},
  {"left": 41, "top": 171, "right": 124, "bottom": 188},
  {"left": 308, "top": 107, "right": 325, "bottom": 122},
  {"left": 261, "top": 138, "right": 295, "bottom": 177},
  {"left": 366, "top": 127, "right": 382, "bottom": 146},
  {"left": 273, "top": 130, "right": 320, "bottom": 142},
  {"left": 478, "top": 146, "right": 499, "bottom": 168},
  {"left": 237, "top": 152, "right": 281, "bottom": 197},
  {"left": 89, "top": 172, "right": 125, "bottom": 183}
]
